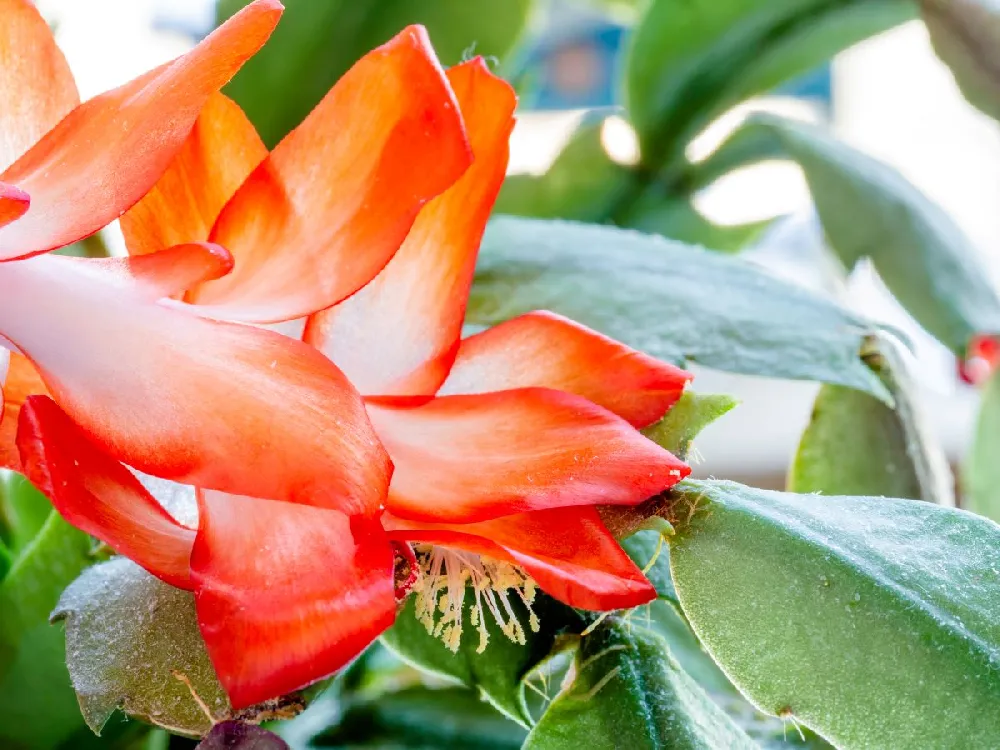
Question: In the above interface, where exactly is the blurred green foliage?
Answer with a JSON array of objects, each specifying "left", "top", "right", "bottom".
[{"left": 218, "top": 0, "right": 532, "bottom": 147}]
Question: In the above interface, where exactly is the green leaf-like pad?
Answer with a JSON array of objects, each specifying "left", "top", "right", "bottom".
[
  {"left": 966, "top": 368, "right": 1000, "bottom": 521},
  {"left": 737, "top": 115, "right": 1000, "bottom": 353},
  {"left": 921, "top": 0, "right": 1000, "bottom": 122},
  {"left": 621, "top": 530, "right": 676, "bottom": 603},
  {"left": 788, "top": 341, "right": 954, "bottom": 504},
  {"left": 471, "top": 217, "right": 889, "bottom": 400},
  {"left": 643, "top": 391, "right": 738, "bottom": 461},
  {"left": 524, "top": 621, "right": 755, "bottom": 749},
  {"left": 52, "top": 558, "right": 227, "bottom": 738},
  {"left": 670, "top": 479, "right": 1000, "bottom": 747}
]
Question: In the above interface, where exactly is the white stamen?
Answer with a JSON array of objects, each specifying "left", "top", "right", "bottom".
[{"left": 412, "top": 545, "right": 540, "bottom": 653}]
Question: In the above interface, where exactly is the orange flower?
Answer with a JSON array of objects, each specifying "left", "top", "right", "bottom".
[
  {"left": 16, "top": 26, "right": 692, "bottom": 707},
  {"left": 1, "top": 0, "right": 427, "bottom": 708},
  {"left": 304, "top": 59, "right": 691, "bottom": 645},
  {"left": 0, "top": 0, "right": 281, "bottom": 468}
]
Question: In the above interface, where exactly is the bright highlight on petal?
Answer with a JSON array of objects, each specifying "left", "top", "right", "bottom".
[
  {"left": 190, "top": 25, "right": 474, "bottom": 323},
  {"left": 0, "top": 0, "right": 78, "bottom": 173},
  {"left": 439, "top": 310, "right": 693, "bottom": 427},
  {"left": 0, "top": 0, "right": 283, "bottom": 261},
  {"left": 17, "top": 396, "right": 195, "bottom": 589},
  {"left": 192, "top": 490, "right": 396, "bottom": 709},
  {"left": 304, "top": 58, "right": 515, "bottom": 395},
  {"left": 0, "top": 254, "right": 390, "bottom": 516},
  {"left": 368, "top": 387, "right": 689, "bottom": 524}
]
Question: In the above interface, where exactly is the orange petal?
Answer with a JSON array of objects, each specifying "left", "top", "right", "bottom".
[
  {"left": 81, "top": 243, "right": 235, "bottom": 300},
  {"left": 192, "top": 490, "right": 395, "bottom": 708},
  {"left": 0, "top": 183, "right": 29, "bottom": 229},
  {"left": 385, "top": 506, "right": 656, "bottom": 611},
  {"left": 303, "top": 58, "right": 514, "bottom": 395},
  {"left": 0, "top": 0, "right": 79, "bottom": 173},
  {"left": 439, "top": 311, "right": 693, "bottom": 427},
  {"left": 17, "top": 396, "right": 195, "bottom": 589},
  {"left": 367, "top": 388, "right": 689, "bottom": 524},
  {"left": 0, "top": 350, "right": 47, "bottom": 470},
  {"left": 0, "top": 254, "right": 390, "bottom": 516},
  {"left": 120, "top": 93, "right": 267, "bottom": 258},
  {"left": 0, "top": 0, "right": 282, "bottom": 260},
  {"left": 188, "top": 25, "right": 473, "bottom": 323}
]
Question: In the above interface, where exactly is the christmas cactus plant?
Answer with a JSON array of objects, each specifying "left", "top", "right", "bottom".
[{"left": 3, "top": 0, "right": 1000, "bottom": 748}]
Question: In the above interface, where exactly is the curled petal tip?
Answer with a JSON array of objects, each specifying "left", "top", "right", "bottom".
[{"left": 187, "top": 241, "right": 236, "bottom": 279}]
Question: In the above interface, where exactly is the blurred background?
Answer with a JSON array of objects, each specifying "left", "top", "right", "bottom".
[{"left": 36, "top": 0, "right": 1000, "bottom": 487}]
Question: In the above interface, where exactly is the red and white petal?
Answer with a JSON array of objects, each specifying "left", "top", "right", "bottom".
[
  {"left": 0, "top": 351, "right": 46, "bottom": 470},
  {"left": 120, "top": 93, "right": 267, "bottom": 258},
  {"left": 0, "top": 0, "right": 281, "bottom": 261},
  {"left": 192, "top": 490, "right": 395, "bottom": 708},
  {"left": 0, "top": 182, "right": 29, "bottom": 229},
  {"left": 16, "top": 396, "right": 195, "bottom": 589},
  {"left": 189, "top": 25, "right": 473, "bottom": 323},
  {"left": 367, "top": 388, "right": 689, "bottom": 524},
  {"left": 78, "top": 243, "right": 234, "bottom": 300},
  {"left": 0, "top": 0, "right": 78, "bottom": 174},
  {"left": 385, "top": 506, "right": 656, "bottom": 611},
  {"left": 0, "top": 254, "right": 391, "bottom": 516},
  {"left": 303, "top": 59, "right": 514, "bottom": 395},
  {"left": 439, "top": 311, "right": 692, "bottom": 427}
]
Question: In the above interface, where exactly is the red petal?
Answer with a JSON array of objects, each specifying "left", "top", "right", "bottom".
[
  {"left": 81, "top": 243, "right": 235, "bottom": 300},
  {"left": 16, "top": 396, "right": 195, "bottom": 589},
  {"left": 0, "top": 350, "right": 46, "bottom": 470},
  {"left": 439, "top": 311, "right": 692, "bottom": 427},
  {"left": 188, "top": 25, "right": 473, "bottom": 323},
  {"left": 192, "top": 490, "right": 395, "bottom": 708},
  {"left": 0, "top": 254, "right": 390, "bottom": 516},
  {"left": 0, "top": 0, "right": 282, "bottom": 260},
  {"left": 386, "top": 506, "right": 656, "bottom": 611},
  {"left": 0, "top": 0, "right": 78, "bottom": 173},
  {"left": 120, "top": 93, "right": 267, "bottom": 258},
  {"left": 0, "top": 183, "right": 29, "bottom": 229},
  {"left": 303, "top": 59, "right": 514, "bottom": 395},
  {"left": 367, "top": 388, "right": 689, "bottom": 524}
]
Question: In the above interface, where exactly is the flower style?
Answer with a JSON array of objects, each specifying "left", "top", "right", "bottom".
[{"left": 13, "top": 22, "right": 693, "bottom": 708}]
